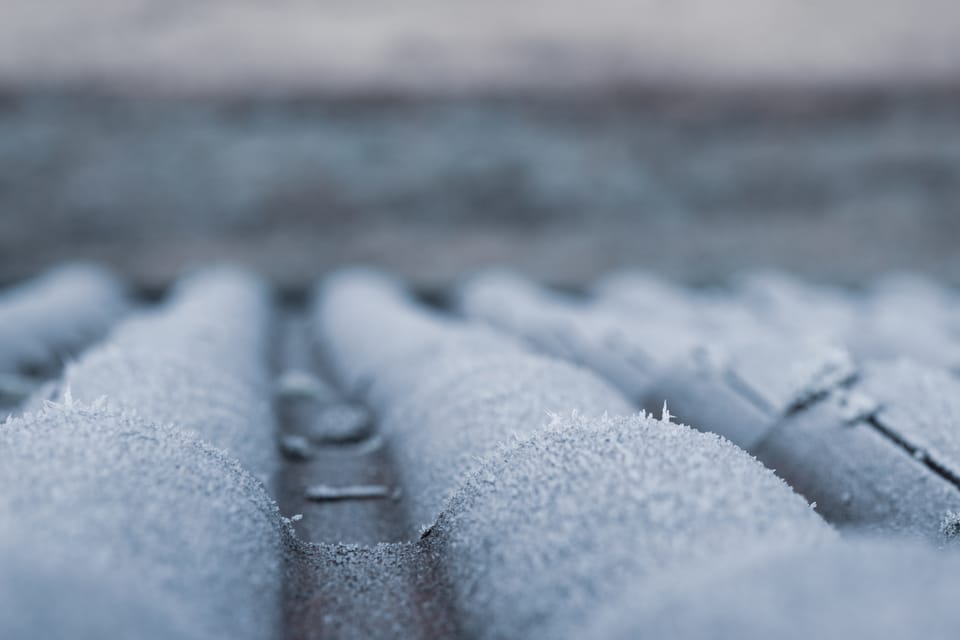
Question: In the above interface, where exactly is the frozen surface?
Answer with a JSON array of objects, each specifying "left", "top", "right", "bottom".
[
  {"left": 428, "top": 411, "right": 832, "bottom": 639},
  {"left": 0, "top": 402, "right": 287, "bottom": 640},
  {"left": 592, "top": 271, "right": 768, "bottom": 336},
  {"left": 0, "top": 543, "right": 198, "bottom": 640},
  {"left": 645, "top": 333, "right": 856, "bottom": 436},
  {"left": 8, "top": 264, "right": 960, "bottom": 637},
  {"left": 458, "top": 271, "right": 697, "bottom": 401},
  {"left": 733, "top": 271, "right": 960, "bottom": 369},
  {"left": 732, "top": 270, "right": 858, "bottom": 341},
  {"left": 286, "top": 541, "right": 458, "bottom": 640},
  {"left": 605, "top": 269, "right": 960, "bottom": 372},
  {"left": 850, "top": 278, "right": 960, "bottom": 370},
  {"left": 859, "top": 360, "right": 960, "bottom": 480},
  {"left": 0, "top": 263, "right": 127, "bottom": 375},
  {"left": 314, "top": 269, "right": 509, "bottom": 397},
  {"left": 751, "top": 358, "right": 960, "bottom": 541},
  {"left": 464, "top": 270, "right": 960, "bottom": 542},
  {"left": 593, "top": 273, "right": 864, "bottom": 438},
  {"left": 722, "top": 337, "right": 856, "bottom": 414},
  {"left": 290, "top": 410, "right": 830, "bottom": 640},
  {"left": 462, "top": 271, "right": 856, "bottom": 448},
  {"left": 717, "top": 270, "right": 960, "bottom": 371},
  {"left": 754, "top": 400, "right": 960, "bottom": 541},
  {"left": 313, "top": 269, "right": 632, "bottom": 535},
  {"left": 584, "top": 539, "right": 960, "bottom": 640},
  {"left": 57, "top": 267, "right": 276, "bottom": 480}
]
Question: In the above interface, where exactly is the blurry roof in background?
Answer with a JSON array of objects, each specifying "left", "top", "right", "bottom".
[
  {"left": 2, "top": 0, "right": 959, "bottom": 95},
  {"left": 2, "top": 0, "right": 959, "bottom": 290}
]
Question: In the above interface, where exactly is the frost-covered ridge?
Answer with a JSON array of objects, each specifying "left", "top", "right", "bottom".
[
  {"left": 4, "top": 265, "right": 960, "bottom": 639},
  {"left": 57, "top": 267, "right": 277, "bottom": 481},
  {"left": 311, "top": 269, "right": 634, "bottom": 536},
  {"left": 0, "top": 401, "right": 287, "bottom": 640},
  {"left": 0, "top": 264, "right": 128, "bottom": 406},
  {"left": 460, "top": 269, "right": 960, "bottom": 541}
]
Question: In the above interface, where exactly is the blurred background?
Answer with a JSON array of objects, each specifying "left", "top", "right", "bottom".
[{"left": 1, "top": 0, "right": 958, "bottom": 291}]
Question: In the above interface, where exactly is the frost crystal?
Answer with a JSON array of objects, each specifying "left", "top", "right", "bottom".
[
  {"left": 940, "top": 511, "right": 960, "bottom": 539},
  {"left": 660, "top": 401, "right": 672, "bottom": 424}
]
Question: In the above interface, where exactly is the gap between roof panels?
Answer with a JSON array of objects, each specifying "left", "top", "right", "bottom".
[
  {"left": 863, "top": 414, "right": 960, "bottom": 494},
  {"left": 271, "top": 296, "right": 456, "bottom": 640},
  {"left": 271, "top": 303, "right": 408, "bottom": 545}
]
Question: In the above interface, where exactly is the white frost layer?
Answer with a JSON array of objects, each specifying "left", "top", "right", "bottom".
[
  {"left": 850, "top": 274, "right": 960, "bottom": 370},
  {"left": 58, "top": 267, "right": 276, "bottom": 480},
  {"left": 597, "top": 271, "right": 857, "bottom": 413},
  {"left": 0, "top": 543, "right": 200, "bottom": 640},
  {"left": 312, "top": 269, "right": 633, "bottom": 535},
  {"left": 732, "top": 270, "right": 859, "bottom": 342},
  {"left": 428, "top": 411, "right": 832, "bottom": 640},
  {"left": 314, "top": 269, "right": 510, "bottom": 397},
  {"left": 0, "top": 263, "right": 128, "bottom": 374},
  {"left": 595, "top": 271, "right": 960, "bottom": 537},
  {"left": 0, "top": 402, "right": 286, "bottom": 640},
  {"left": 734, "top": 270, "right": 960, "bottom": 371},
  {"left": 460, "top": 271, "right": 855, "bottom": 448},
  {"left": 754, "top": 401, "right": 960, "bottom": 540},
  {"left": 458, "top": 270, "right": 697, "bottom": 401},
  {"left": 583, "top": 538, "right": 960, "bottom": 640},
  {"left": 602, "top": 268, "right": 960, "bottom": 372},
  {"left": 859, "top": 359, "right": 960, "bottom": 481}
]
